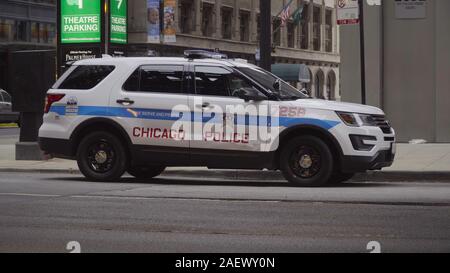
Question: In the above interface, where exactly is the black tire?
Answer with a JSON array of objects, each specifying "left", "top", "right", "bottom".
[
  {"left": 280, "top": 135, "right": 334, "bottom": 187},
  {"left": 128, "top": 165, "right": 166, "bottom": 179},
  {"left": 76, "top": 131, "right": 128, "bottom": 181},
  {"left": 328, "top": 172, "right": 355, "bottom": 185}
]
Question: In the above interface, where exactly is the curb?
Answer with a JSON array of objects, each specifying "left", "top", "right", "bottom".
[{"left": 0, "top": 167, "right": 450, "bottom": 182}]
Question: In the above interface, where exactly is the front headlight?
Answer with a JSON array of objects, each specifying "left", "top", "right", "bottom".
[
  {"left": 358, "top": 114, "right": 378, "bottom": 126},
  {"left": 336, "top": 112, "right": 379, "bottom": 127},
  {"left": 336, "top": 112, "right": 359, "bottom": 127}
]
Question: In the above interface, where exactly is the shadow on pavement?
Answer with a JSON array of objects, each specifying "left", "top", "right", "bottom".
[{"left": 44, "top": 175, "right": 396, "bottom": 188}]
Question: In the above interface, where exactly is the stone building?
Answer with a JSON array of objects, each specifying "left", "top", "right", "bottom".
[{"left": 128, "top": 0, "right": 341, "bottom": 100}]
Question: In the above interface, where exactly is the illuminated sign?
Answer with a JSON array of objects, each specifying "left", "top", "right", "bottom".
[
  {"left": 110, "top": 0, "right": 127, "bottom": 44},
  {"left": 60, "top": 0, "right": 102, "bottom": 44}
]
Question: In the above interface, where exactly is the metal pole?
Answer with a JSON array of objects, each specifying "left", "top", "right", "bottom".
[
  {"left": 259, "top": 0, "right": 271, "bottom": 72},
  {"left": 359, "top": 0, "right": 366, "bottom": 105}
]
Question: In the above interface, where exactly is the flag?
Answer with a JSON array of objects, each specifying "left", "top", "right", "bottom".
[
  {"left": 280, "top": 4, "right": 290, "bottom": 26},
  {"left": 291, "top": 3, "right": 305, "bottom": 25}
]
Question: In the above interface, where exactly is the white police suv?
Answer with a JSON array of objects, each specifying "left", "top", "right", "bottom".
[{"left": 39, "top": 51, "right": 395, "bottom": 187}]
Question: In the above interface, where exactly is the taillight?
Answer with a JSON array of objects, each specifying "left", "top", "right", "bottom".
[{"left": 44, "top": 94, "right": 65, "bottom": 113}]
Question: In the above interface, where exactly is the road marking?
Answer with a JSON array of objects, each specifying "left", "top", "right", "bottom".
[
  {"left": 70, "top": 195, "right": 281, "bottom": 203},
  {"left": 0, "top": 192, "right": 60, "bottom": 197}
]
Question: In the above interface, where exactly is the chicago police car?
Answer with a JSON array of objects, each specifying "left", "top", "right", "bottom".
[{"left": 38, "top": 51, "right": 395, "bottom": 187}]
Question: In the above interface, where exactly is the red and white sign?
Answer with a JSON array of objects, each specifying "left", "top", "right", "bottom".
[{"left": 337, "top": 0, "right": 360, "bottom": 25}]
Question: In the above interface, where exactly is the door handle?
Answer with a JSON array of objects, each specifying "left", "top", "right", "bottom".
[
  {"left": 116, "top": 98, "right": 134, "bottom": 105},
  {"left": 195, "top": 102, "right": 212, "bottom": 109}
]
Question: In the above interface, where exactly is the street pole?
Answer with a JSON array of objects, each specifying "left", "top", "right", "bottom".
[
  {"left": 359, "top": 0, "right": 366, "bottom": 105},
  {"left": 259, "top": 0, "right": 271, "bottom": 72}
]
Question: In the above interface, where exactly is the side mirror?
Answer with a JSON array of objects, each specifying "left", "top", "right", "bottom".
[
  {"left": 234, "top": 88, "right": 268, "bottom": 102},
  {"left": 273, "top": 79, "right": 281, "bottom": 91}
]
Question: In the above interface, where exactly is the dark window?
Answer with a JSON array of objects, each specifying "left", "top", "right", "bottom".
[
  {"left": 287, "top": 21, "right": 295, "bottom": 48},
  {"left": 202, "top": 3, "right": 214, "bottom": 37},
  {"left": 194, "top": 66, "right": 259, "bottom": 98},
  {"left": 123, "top": 65, "right": 184, "bottom": 94},
  {"left": 179, "top": 0, "right": 194, "bottom": 34},
  {"left": 313, "top": 6, "right": 321, "bottom": 51},
  {"left": 221, "top": 7, "right": 233, "bottom": 39},
  {"left": 273, "top": 18, "right": 281, "bottom": 46},
  {"left": 59, "top": 65, "right": 115, "bottom": 90},
  {"left": 239, "top": 10, "right": 250, "bottom": 42}
]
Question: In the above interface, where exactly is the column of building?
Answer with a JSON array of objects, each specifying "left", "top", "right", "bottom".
[
  {"left": 232, "top": 0, "right": 240, "bottom": 40},
  {"left": 193, "top": 0, "right": 202, "bottom": 35},
  {"left": 214, "top": 0, "right": 222, "bottom": 38}
]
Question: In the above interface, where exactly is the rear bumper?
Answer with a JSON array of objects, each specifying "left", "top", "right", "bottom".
[
  {"left": 39, "top": 137, "right": 74, "bottom": 159},
  {"left": 341, "top": 149, "right": 395, "bottom": 173}
]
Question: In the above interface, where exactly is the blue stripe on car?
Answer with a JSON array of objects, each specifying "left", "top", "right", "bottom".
[{"left": 49, "top": 105, "right": 340, "bottom": 130}]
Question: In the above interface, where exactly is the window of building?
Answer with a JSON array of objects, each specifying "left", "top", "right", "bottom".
[
  {"left": 287, "top": 21, "right": 295, "bottom": 48},
  {"left": 221, "top": 7, "right": 233, "bottom": 39},
  {"left": 239, "top": 10, "right": 250, "bottom": 42},
  {"left": 14, "top": 20, "right": 28, "bottom": 42},
  {"left": 124, "top": 65, "right": 184, "bottom": 94},
  {"left": 0, "top": 19, "right": 13, "bottom": 41},
  {"left": 325, "top": 9, "right": 333, "bottom": 52},
  {"left": 201, "top": 3, "right": 214, "bottom": 37},
  {"left": 31, "top": 22, "right": 39, "bottom": 43},
  {"left": 313, "top": 6, "right": 321, "bottom": 51},
  {"left": 273, "top": 18, "right": 281, "bottom": 47},
  {"left": 179, "top": 0, "right": 194, "bottom": 34},
  {"left": 59, "top": 66, "right": 115, "bottom": 90},
  {"left": 299, "top": 3, "right": 309, "bottom": 49}
]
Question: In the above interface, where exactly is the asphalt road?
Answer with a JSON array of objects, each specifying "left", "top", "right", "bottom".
[{"left": 0, "top": 172, "right": 449, "bottom": 253}]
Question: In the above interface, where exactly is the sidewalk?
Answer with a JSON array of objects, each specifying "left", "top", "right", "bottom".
[{"left": 0, "top": 143, "right": 450, "bottom": 181}]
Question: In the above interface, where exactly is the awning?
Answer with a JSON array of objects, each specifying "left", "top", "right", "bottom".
[{"left": 271, "top": 64, "right": 311, "bottom": 83}]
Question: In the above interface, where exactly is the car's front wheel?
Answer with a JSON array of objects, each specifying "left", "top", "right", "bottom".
[
  {"left": 328, "top": 172, "right": 355, "bottom": 185},
  {"left": 128, "top": 165, "right": 166, "bottom": 179},
  {"left": 280, "top": 135, "right": 334, "bottom": 187},
  {"left": 77, "top": 131, "right": 128, "bottom": 181}
]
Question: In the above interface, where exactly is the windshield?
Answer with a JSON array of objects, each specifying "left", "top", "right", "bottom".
[{"left": 235, "top": 66, "right": 309, "bottom": 100}]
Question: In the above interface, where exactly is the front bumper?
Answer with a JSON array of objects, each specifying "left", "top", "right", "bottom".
[{"left": 341, "top": 148, "right": 395, "bottom": 173}]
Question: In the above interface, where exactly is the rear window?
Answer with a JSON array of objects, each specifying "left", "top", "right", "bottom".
[{"left": 58, "top": 65, "right": 115, "bottom": 90}]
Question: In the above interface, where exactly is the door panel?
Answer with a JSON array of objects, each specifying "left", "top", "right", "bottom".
[
  {"left": 109, "top": 64, "right": 190, "bottom": 152},
  {"left": 189, "top": 64, "right": 273, "bottom": 153}
]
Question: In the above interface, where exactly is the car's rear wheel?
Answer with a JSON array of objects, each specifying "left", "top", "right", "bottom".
[
  {"left": 280, "top": 135, "right": 334, "bottom": 187},
  {"left": 77, "top": 131, "right": 128, "bottom": 181},
  {"left": 128, "top": 165, "right": 166, "bottom": 179}
]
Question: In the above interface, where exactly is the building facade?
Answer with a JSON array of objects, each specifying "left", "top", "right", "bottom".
[
  {"left": 128, "top": 0, "right": 341, "bottom": 100},
  {"left": 340, "top": 0, "right": 450, "bottom": 143},
  {"left": 0, "top": 0, "right": 56, "bottom": 90}
]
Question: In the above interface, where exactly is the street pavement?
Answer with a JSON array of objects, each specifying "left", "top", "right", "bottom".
[{"left": 0, "top": 172, "right": 449, "bottom": 253}]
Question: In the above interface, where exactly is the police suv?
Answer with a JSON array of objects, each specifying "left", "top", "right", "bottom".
[{"left": 39, "top": 51, "right": 395, "bottom": 187}]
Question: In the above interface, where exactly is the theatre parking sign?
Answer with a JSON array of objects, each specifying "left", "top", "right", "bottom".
[{"left": 61, "top": 0, "right": 101, "bottom": 43}]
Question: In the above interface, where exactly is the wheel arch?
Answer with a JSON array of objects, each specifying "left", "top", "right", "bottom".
[
  {"left": 69, "top": 118, "right": 132, "bottom": 157},
  {"left": 273, "top": 125, "right": 344, "bottom": 170}
]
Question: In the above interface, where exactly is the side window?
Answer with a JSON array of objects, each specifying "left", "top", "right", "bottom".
[
  {"left": 227, "top": 72, "right": 259, "bottom": 97},
  {"left": 0, "top": 92, "right": 4, "bottom": 102},
  {"left": 58, "top": 65, "right": 115, "bottom": 90},
  {"left": 194, "top": 66, "right": 231, "bottom": 97},
  {"left": 123, "top": 65, "right": 185, "bottom": 94},
  {"left": 194, "top": 66, "right": 261, "bottom": 98}
]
